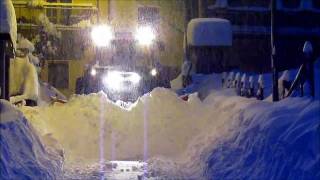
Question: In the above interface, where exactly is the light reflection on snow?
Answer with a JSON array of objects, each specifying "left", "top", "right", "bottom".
[{"left": 99, "top": 96, "right": 106, "bottom": 180}]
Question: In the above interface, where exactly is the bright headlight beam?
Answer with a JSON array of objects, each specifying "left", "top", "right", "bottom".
[
  {"left": 103, "top": 71, "right": 123, "bottom": 90},
  {"left": 129, "top": 73, "right": 141, "bottom": 84},
  {"left": 135, "top": 26, "right": 155, "bottom": 46},
  {"left": 103, "top": 71, "right": 141, "bottom": 90},
  {"left": 91, "top": 25, "right": 113, "bottom": 47},
  {"left": 90, "top": 68, "right": 97, "bottom": 76},
  {"left": 150, "top": 68, "right": 157, "bottom": 76}
]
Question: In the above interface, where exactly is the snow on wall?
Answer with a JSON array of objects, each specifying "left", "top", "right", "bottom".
[
  {"left": 187, "top": 18, "right": 232, "bottom": 46},
  {"left": 9, "top": 57, "right": 39, "bottom": 104},
  {"left": 0, "top": 100, "right": 63, "bottom": 179},
  {"left": 0, "top": 0, "right": 17, "bottom": 49}
]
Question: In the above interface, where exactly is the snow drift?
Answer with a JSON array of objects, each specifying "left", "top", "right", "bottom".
[
  {"left": 21, "top": 89, "right": 211, "bottom": 166},
  {"left": 0, "top": 100, "right": 63, "bottom": 180},
  {"left": 144, "top": 92, "right": 320, "bottom": 179},
  {"left": 20, "top": 86, "right": 320, "bottom": 179},
  {"left": 204, "top": 97, "right": 320, "bottom": 179}
]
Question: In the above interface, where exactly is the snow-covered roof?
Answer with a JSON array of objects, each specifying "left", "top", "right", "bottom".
[
  {"left": 187, "top": 18, "right": 232, "bottom": 46},
  {"left": 0, "top": 0, "right": 17, "bottom": 49}
]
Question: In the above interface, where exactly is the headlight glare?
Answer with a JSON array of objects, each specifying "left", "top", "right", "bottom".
[{"left": 91, "top": 25, "right": 113, "bottom": 47}]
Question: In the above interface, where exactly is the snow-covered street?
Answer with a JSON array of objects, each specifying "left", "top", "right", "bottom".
[{"left": 8, "top": 65, "right": 319, "bottom": 179}]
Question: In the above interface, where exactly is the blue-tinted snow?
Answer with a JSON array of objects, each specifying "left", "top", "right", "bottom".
[
  {"left": 205, "top": 97, "right": 320, "bottom": 179},
  {"left": 0, "top": 100, "right": 63, "bottom": 180}
]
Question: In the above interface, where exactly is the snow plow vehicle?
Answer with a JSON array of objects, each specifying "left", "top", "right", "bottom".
[{"left": 76, "top": 25, "right": 168, "bottom": 102}]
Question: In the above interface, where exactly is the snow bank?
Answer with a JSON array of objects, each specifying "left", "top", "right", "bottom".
[
  {"left": 203, "top": 97, "right": 320, "bottom": 179},
  {"left": 0, "top": 0, "right": 17, "bottom": 49},
  {"left": 0, "top": 100, "right": 63, "bottom": 179},
  {"left": 144, "top": 93, "right": 320, "bottom": 179},
  {"left": 19, "top": 61, "right": 320, "bottom": 178},
  {"left": 187, "top": 18, "right": 232, "bottom": 46},
  {"left": 21, "top": 89, "right": 213, "bottom": 166}
]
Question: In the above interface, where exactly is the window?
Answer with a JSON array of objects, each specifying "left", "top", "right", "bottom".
[
  {"left": 138, "top": 6, "right": 160, "bottom": 26},
  {"left": 60, "top": 0, "right": 72, "bottom": 25},
  {"left": 46, "top": 0, "right": 58, "bottom": 23},
  {"left": 48, "top": 63, "right": 69, "bottom": 89},
  {"left": 282, "top": 0, "right": 300, "bottom": 8},
  {"left": 46, "top": 0, "right": 72, "bottom": 25},
  {"left": 228, "top": 0, "right": 270, "bottom": 7}
]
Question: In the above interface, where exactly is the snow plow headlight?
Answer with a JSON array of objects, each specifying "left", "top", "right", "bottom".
[
  {"left": 103, "top": 71, "right": 123, "bottom": 90},
  {"left": 135, "top": 26, "right": 156, "bottom": 46},
  {"left": 103, "top": 71, "right": 141, "bottom": 90},
  {"left": 90, "top": 68, "right": 97, "bottom": 76},
  {"left": 150, "top": 68, "right": 157, "bottom": 76}
]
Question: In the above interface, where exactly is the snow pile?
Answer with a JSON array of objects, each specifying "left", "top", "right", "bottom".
[
  {"left": 144, "top": 93, "right": 320, "bottom": 179},
  {"left": 21, "top": 89, "right": 214, "bottom": 166},
  {"left": 9, "top": 57, "right": 39, "bottom": 104},
  {"left": 19, "top": 60, "right": 320, "bottom": 178},
  {"left": 203, "top": 97, "right": 320, "bottom": 179},
  {"left": 0, "top": 0, "right": 17, "bottom": 49},
  {"left": 187, "top": 18, "right": 232, "bottom": 46},
  {"left": 0, "top": 100, "right": 63, "bottom": 179}
]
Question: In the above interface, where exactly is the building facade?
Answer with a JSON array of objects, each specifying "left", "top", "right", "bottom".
[{"left": 206, "top": 0, "right": 320, "bottom": 72}]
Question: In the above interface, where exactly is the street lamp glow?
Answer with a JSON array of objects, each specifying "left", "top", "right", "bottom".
[
  {"left": 150, "top": 68, "right": 157, "bottom": 76},
  {"left": 91, "top": 25, "right": 113, "bottom": 47},
  {"left": 135, "top": 26, "right": 156, "bottom": 46}
]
